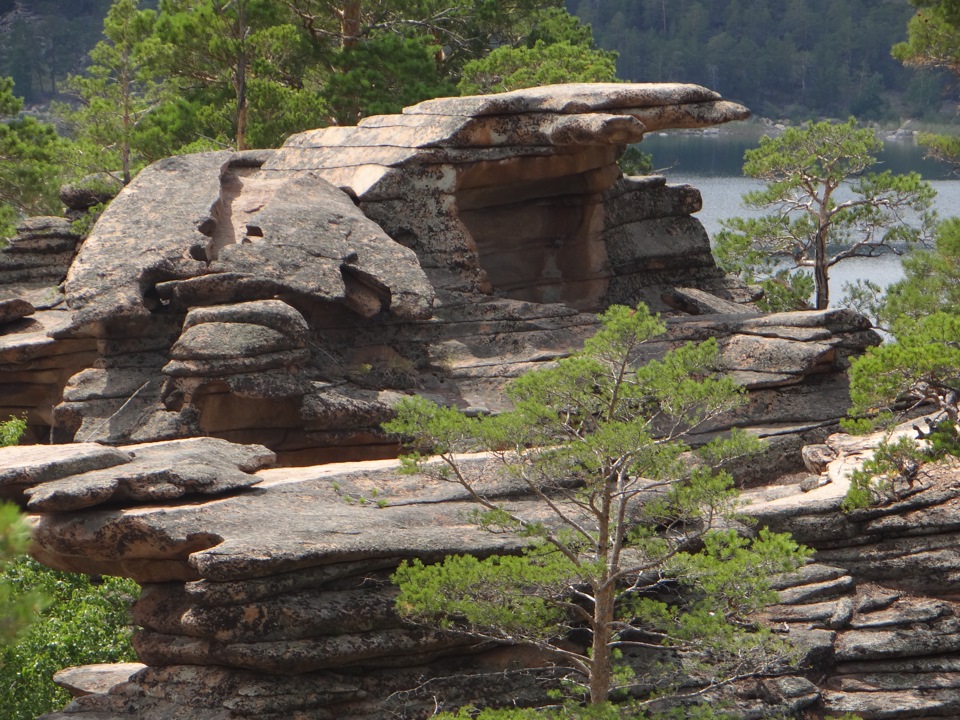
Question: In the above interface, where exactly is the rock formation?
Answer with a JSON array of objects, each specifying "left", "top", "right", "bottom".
[
  {"left": 9, "top": 418, "right": 959, "bottom": 719},
  {"left": 0, "top": 83, "right": 919, "bottom": 718},
  {"left": 0, "top": 83, "right": 876, "bottom": 464}
]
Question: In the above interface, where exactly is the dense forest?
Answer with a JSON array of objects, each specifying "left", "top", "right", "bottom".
[
  {"left": 1, "top": 0, "right": 954, "bottom": 121},
  {"left": 569, "top": 0, "right": 950, "bottom": 120},
  {"left": 0, "top": 0, "right": 115, "bottom": 103}
]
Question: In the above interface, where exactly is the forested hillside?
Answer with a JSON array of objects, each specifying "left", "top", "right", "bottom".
[
  {"left": 568, "top": 0, "right": 949, "bottom": 120},
  {"left": 2, "top": 0, "right": 953, "bottom": 119},
  {"left": 0, "top": 0, "right": 114, "bottom": 103}
]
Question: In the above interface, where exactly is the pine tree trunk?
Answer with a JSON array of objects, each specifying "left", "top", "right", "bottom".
[
  {"left": 814, "top": 225, "right": 829, "bottom": 310},
  {"left": 121, "top": 59, "right": 131, "bottom": 185},
  {"left": 234, "top": 1, "right": 248, "bottom": 151},
  {"left": 589, "top": 583, "right": 615, "bottom": 704},
  {"left": 590, "top": 483, "right": 615, "bottom": 704},
  {"left": 341, "top": 0, "right": 361, "bottom": 48},
  {"left": 236, "top": 75, "right": 248, "bottom": 150}
]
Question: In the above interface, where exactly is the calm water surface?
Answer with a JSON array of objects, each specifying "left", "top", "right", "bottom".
[{"left": 641, "top": 133, "right": 960, "bottom": 305}]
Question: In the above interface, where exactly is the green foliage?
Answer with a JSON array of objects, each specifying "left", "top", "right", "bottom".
[
  {"left": 0, "top": 415, "right": 139, "bottom": 720},
  {"left": 55, "top": 0, "right": 604, "bottom": 152},
  {"left": 324, "top": 34, "right": 452, "bottom": 125},
  {"left": 57, "top": 0, "right": 162, "bottom": 184},
  {"left": 894, "top": 2, "right": 960, "bottom": 77},
  {"left": 388, "top": 304, "right": 808, "bottom": 709},
  {"left": 458, "top": 8, "right": 616, "bottom": 94},
  {"left": 841, "top": 305, "right": 960, "bottom": 507},
  {"left": 395, "top": 546, "right": 571, "bottom": 640},
  {"left": 0, "top": 559, "right": 139, "bottom": 720},
  {"left": 0, "top": 415, "right": 26, "bottom": 447},
  {"left": 841, "top": 435, "right": 927, "bottom": 511},
  {"left": 916, "top": 132, "right": 960, "bottom": 167},
  {"left": 617, "top": 145, "right": 653, "bottom": 176},
  {"left": 893, "top": 1, "right": 960, "bottom": 168},
  {"left": 458, "top": 39, "right": 617, "bottom": 95},
  {"left": 70, "top": 202, "right": 108, "bottom": 239},
  {"left": 0, "top": 416, "right": 46, "bottom": 678},
  {"left": 0, "top": 506, "right": 45, "bottom": 647},
  {"left": 844, "top": 216, "right": 960, "bottom": 329},
  {"left": 0, "top": 204, "right": 18, "bottom": 244},
  {"left": 0, "top": 78, "right": 66, "bottom": 232},
  {"left": 846, "top": 312, "right": 960, "bottom": 427},
  {"left": 715, "top": 119, "right": 936, "bottom": 310},
  {"left": 879, "top": 217, "right": 960, "bottom": 323},
  {"left": 142, "top": 0, "right": 291, "bottom": 149}
]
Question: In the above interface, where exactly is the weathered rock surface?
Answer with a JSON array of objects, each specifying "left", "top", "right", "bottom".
[
  {"left": 0, "top": 216, "right": 97, "bottom": 442},
  {"left": 0, "top": 84, "right": 878, "bottom": 463},
  {"left": 0, "top": 217, "right": 82, "bottom": 290},
  {"left": 742, "top": 421, "right": 960, "bottom": 718},
  {"left": 24, "top": 447, "right": 807, "bottom": 719},
  {"left": 0, "top": 83, "right": 922, "bottom": 718},
  {"left": 23, "top": 437, "right": 274, "bottom": 512},
  {"left": 21, "top": 418, "right": 960, "bottom": 719}
]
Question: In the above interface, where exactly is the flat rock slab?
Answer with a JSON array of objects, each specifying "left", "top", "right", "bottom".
[
  {"left": 720, "top": 334, "right": 835, "bottom": 375},
  {"left": 404, "top": 82, "right": 725, "bottom": 116},
  {"left": 53, "top": 662, "right": 147, "bottom": 698},
  {"left": 30, "top": 455, "right": 536, "bottom": 583},
  {"left": 162, "top": 348, "right": 311, "bottom": 377},
  {"left": 170, "top": 323, "right": 300, "bottom": 361},
  {"left": 661, "top": 287, "right": 758, "bottom": 316},
  {"left": 15, "top": 216, "right": 78, "bottom": 238},
  {"left": 0, "top": 298, "right": 35, "bottom": 325},
  {"left": 25, "top": 437, "right": 275, "bottom": 512},
  {"left": 0, "top": 443, "right": 131, "bottom": 500},
  {"left": 182, "top": 300, "right": 308, "bottom": 342}
]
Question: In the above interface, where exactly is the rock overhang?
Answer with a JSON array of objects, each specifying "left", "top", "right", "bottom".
[{"left": 1, "top": 82, "right": 876, "bottom": 468}]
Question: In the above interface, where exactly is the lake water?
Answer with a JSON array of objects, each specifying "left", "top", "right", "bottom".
[{"left": 640, "top": 132, "right": 960, "bottom": 305}]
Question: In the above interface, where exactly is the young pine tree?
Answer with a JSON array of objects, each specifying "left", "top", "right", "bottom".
[
  {"left": 387, "top": 304, "right": 808, "bottom": 712},
  {"left": 715, "top": 119, "right": 935, "bottom": 311},
  {"left": 59, "top": 0, "right": 161, "bottom": 185}
]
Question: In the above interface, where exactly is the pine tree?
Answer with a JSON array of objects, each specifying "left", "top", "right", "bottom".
[
  {"left": 0, "top": 78, "right": 65, "bottom": 239},
  {"left": 59, "top": 0, "right": 161, "bottom": 184},
  {"left": 715, "top": 119, "right": 936, "bottom": 311},
  {"left": 387, "top": 304, "right": 808, "bottom": 710}
]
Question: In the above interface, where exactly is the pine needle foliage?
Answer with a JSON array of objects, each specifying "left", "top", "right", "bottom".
[{"left": 386, "top": 304, "right": 809, "bottom": 711}]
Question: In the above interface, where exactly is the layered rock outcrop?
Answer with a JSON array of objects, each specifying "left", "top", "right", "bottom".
[
  {"left": 11, "top": 419, "right": 959, "bottom": 719},
  {"left": 0, "top": 83, "right": 876, "bottom": 463},
  {"left": 0, "top": 83, "right": 918, "bottom": 719}
]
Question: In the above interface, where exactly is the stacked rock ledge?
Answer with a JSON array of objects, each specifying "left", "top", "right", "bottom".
[{"left": 0, "top": 83, "right": 879, "bottom": 464}]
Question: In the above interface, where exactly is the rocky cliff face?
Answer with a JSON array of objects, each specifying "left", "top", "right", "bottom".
[{"left": 0, "top": 83, "right": 915, "bottom": 719}]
